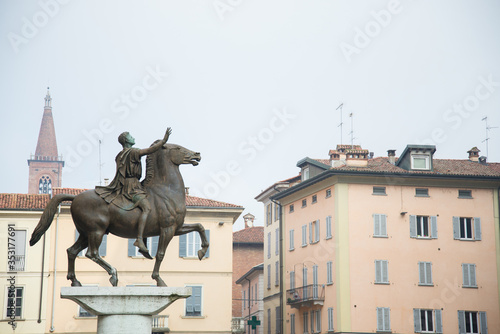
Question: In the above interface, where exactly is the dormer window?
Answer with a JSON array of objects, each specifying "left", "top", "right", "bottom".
[
  {"left": 411, "top": 154, "right": 430, "bottom": 170},
  {"left": 302, "top": 167, "right": 310, "bottom": 181}
]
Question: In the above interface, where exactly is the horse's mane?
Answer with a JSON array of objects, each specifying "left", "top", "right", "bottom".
[{"left": 142, "top": 140, "right": 162, "bottom": 187}]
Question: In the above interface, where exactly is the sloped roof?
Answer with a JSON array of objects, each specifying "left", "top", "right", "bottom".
[{"left": 233, "top": 226, "right": 264, "bottom": 244}]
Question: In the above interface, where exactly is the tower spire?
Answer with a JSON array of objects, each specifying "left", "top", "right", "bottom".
[{"left": 44, "top": 87, "right": 52, "bottom": 109}]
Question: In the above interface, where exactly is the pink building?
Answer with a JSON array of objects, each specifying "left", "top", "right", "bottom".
[
  {"left": 270, "top": 144, "right": 500, "bottom": 334},
  {"left": 237, "top": 263, "right": 264, "bottom": 334}
]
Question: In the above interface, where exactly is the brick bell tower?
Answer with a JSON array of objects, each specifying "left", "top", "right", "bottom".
[{"left": 27, "top": 88, "right": 64, "bottom": 194}]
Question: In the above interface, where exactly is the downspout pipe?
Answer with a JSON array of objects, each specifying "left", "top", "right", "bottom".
[
  {"left": 37, "top": 233, "right": 46, "bottom": 323},
  {"left": 245, "top": 277, "right": 251, "bottom": 334},
  {"left": 49, "top": 204, "right": 61, "bottom": 332}
]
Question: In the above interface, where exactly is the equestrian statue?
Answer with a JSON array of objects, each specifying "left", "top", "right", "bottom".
[{"left": 29, "top": 128, "right": 206, "bottom": 287}]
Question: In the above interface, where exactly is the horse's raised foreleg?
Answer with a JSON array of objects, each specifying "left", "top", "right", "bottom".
[
  {"left": 152, "top": 226, "right": 175, "bottom": 286},
  {"left": 85, "top": 232, "right": 118, "bottom": 286},
  {"left": 67, "top": 233, "right": 88, "bottom": 287},
  {"left": 175, "top": 223, "right": 209, "bottom": 260}
]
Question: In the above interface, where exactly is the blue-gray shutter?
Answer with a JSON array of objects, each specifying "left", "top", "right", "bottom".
[
  {"left": 151, "top": 236, "right": 159, "bottom": 257},
  {"left": 431, "top": 216, "right": 438, "bottom": 239},
  {"left": 377, "top": 308, "right": 384, "bottom": 331},
  {"left": 302, "top": 225, "right": 307, "bottom": 246},
  {"left": 374, "top": 214, "right": 380, "bottom": 236},
  {"left": 462, "top": 264, "right": 469, "bottom": 286},
  {"left": 309, "top": 222, "right": 313, "bottom": 244},
  {"left": 426, "top": 262, "right": 432, "bottom": 285},
  {"left": 479, "top": 311, "right": 487, "bottom": 334},
  {"left": 311, "top": 310, "right": 314, "bottom": 334},
  {"left": 381, "top": 214, "right": 387, "bottom": 236},
  {"left": 303, "top": 267, "right": 308, "bottom": 298},
  {"left": 413, "top": 309, "right": 421, "bottom": 333},
  {"left": 458, "top": 310, "right": 465, "bottom": 334},
  {"left": 276, "top": 228, "right": 279, "bottom": 255},
  {"left": 382, "top": 261, "right": 388, "bottom": 283},
  {"left": 313, "top": 265, "right": 318, "bottom": 298},
  {"left": 193, "top": 286, "right": 202, "bottom": 313},
  {"left": 289, "top": 229, "right": 294, "bottom": 250},
  {"left": 410, "top": 215, "right": 417, "bottom": 238},
  {"left": 128, "top": 239, "right": 135, "bottom": 257},
  {"left": 99, "top": 234, "right": 107, "bottom": 256},
  {"left": 267, "top": 232, "right": 271, "bottom": 258},
  {"left": 315, "top": 220, "right": 320, "bottom": 242},
  {"left": 290, "top": 271, "right": 295, "bottom": 290},
  {"left": 179, "top": 234, "right": 187, "bottom": 258},
  {"left": 384, "top": 308, "right": 390, "bottom": 331},
  {"left": 205, "top": 230, "right": 210, "bottom": 258},
  {"left": 470, "top": 264, "right": 476, "bottom": 286},
  {"left": 453, "top": 217, "right": 460, "bottom": 239},
  {"left": 474, "top": 217, "right": 482, "bottom": 241},
  {"left": 419, "top": 262, "right": 425, "bottom": 284},
  {"left": 375, "top": 260, "right": 381, "bottom": 283},
  {"left": 435, "top": 309, "right": 443, "bottom": 333}
]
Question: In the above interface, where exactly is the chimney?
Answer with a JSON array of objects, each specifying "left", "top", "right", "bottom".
[
  {"left": 479, "top": 156, "right": 487, "bottom": 165},
  {"left": 243, "top": 213, "right": 255, "bottom": 228},
  {"left": 185, "top": 187, "right": 190, "bottom": 195},
  {"left": 387, "top": 149, "right": 396, "bottom": 165},
  {"left": 369, "top": 152, "right": 374, "bottom": 159},
  {"left": 467, "top": 147, "right": 480, "bottom": 162}
]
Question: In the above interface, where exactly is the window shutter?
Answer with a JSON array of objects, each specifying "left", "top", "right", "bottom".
[
  {"left": 302, "top": 225, "right": 307, "bottom": 246},
  {"left": 384, "top": 308, "right": 390, "bottom": 331},
  {"left": 179, "top": 234, "right": 187, "bottom": 258},
  {"left": 315, "top": 220, "right": 320, "bottom": 242},
  {"left": 267, "top": 264, "right": 271, "bottom": 289},
  {"left": 193, "top": 286, "right": 202, "bottom": 313},
  {"left": 128, "top": 239, "right": 135, "bottom": 257},
  {"left": 453, "top": 217, "right": 460, "bottom": 239},
  {"left": 458, "top": 310, "right": 465, "bottom": 334},
  {"left": 381, "top": 214, "right": 387, "bottom": 236},
  {"left": 205, "top": 230, "right": 210, "bottom": 258},
  {"left": 326, "top": 216, "right": 332, "bottom": 239},
  {"left": 316, "top": 310, "right": 321, "bottom": 332},
  {"left": 431, "top": 216, "right": 438, "bottom": 239},
  {"left": 290, "top": 271, "right": 295, "bottom": 290},
  {"left": 268, "top": 232, "right": 271, "bottom": 258},
  {"left": 426, "top": 262, "right": 432, "bottom": 285},
  {"left": 374, "top": 214, "right": 380, "bottom": 236},
  {"left": 275, "top": 261, "right": 279, "bottom": 285},
  {"left": 311, "top": 310, "right": 314, "bottom": 334},
  {"left": 289, "top": 229, "right": 294, "bottom": 250},
  {"left": 462, "top": 264, "right": 469, "bottom": 286},
  {"left": 309, "top": 222, "right": 313, "bottom": 244},
  {"left": 410, "top": 215, "right": 417, "bottom": 238},
  {"left": 377, "top": 308, "right": 384, "bottom": 331},
  {"left": 435, "top": 309, "right": 443, "bottom": 333},
  {"left": 470, "top": 264, "right": 476, "bottom": 286},
  {"left": 419, "top": 262, "right": 425, "bottom": 284},
  {"left": 99, "top": 234, "right": 107, "bottom": 256},
  {"left": 382, "top": 261, "right": 388, "bottom": 283},
  {"left": 375, "top": 260, "right": 381, "bottom": 283},
  {"left": 413, "top": 309, "right": 421, "bottom": 333},
  {"left": 474, "top": 217, "right": 482, "bottom": 241},
  {"left": 479, "top": 311, "right": 488, "bottom": 334},
  {"left": 276, "top": 228, "right": 279, "bottom": 255},
  {"left": 303, "top": 267, "right": 308, "bottom": 287}
]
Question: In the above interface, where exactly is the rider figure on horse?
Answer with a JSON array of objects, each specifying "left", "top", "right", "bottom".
[{"left": 95, "top": 128, "right": 172, "bottom": 259}]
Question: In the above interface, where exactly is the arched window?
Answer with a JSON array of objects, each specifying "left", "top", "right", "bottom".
[{"left": 38, "top": 176, "right": 52, "bottom": 195}]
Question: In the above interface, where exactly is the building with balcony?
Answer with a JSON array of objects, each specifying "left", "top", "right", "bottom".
[
  {"left": 236, "top": 263, "right": 264, "bottom": 334},
  {"left": 270, "top": 144, "right": 500, "bottom": 334}
]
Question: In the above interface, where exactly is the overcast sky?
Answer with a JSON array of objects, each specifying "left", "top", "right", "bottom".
[{"left": 1, "top": 0, "right": 499, "bottom": 231}]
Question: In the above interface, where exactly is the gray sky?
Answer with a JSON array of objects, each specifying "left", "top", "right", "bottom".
[{"left": 1, "top": 0, "right": 499, "bottom": 231}]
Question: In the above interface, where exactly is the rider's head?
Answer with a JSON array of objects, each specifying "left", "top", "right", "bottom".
[{"left": 118, "top": 132, "right": 134, "bottom": 147}]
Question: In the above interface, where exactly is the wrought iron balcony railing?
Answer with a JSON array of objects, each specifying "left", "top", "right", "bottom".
[{"left": 286, "top": 284, "right": 325, "bottom": 309}]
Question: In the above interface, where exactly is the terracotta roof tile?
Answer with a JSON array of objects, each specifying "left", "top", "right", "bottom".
[{"left": 233, "top": 226, "right": 264, "bottom": 244}]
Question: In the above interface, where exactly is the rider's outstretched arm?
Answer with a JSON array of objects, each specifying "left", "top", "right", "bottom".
[{"left": 138, "top": 128, "right": 172, "bottom": 156}]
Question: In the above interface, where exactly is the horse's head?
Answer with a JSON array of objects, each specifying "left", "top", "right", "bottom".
[{"left": 163, "top": 143, "right": 201, "bottom": 166}]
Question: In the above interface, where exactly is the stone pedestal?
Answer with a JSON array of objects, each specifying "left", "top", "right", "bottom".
[{"left": 61, "top": 286, "right": 191, "bottom": 334}]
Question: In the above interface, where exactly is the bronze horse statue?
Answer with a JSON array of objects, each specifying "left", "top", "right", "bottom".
[{"left": 29, "top": 142, "right": 206, "bottom": 287}]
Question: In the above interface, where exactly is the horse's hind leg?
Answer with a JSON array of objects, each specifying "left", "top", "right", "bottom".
[
  {"left": 86, "top": 231, "right": 119, "bottom": 287},
  {"left": 152, "top": 226, "right": 175, "bottom": 286},
  {"left": 67, "top": 233, "right": 88, "bottom": 287}
]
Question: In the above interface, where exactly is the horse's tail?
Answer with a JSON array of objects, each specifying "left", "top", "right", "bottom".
[{"left": 29, "top": 194, "right": 76, "bottom": 246}]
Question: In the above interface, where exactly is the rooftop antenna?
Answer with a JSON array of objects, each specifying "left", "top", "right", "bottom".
[
  {"left": 336, "top": 103, "right": 344, "bottom": 145},
  {"left": 349, "top": 112, "right": 355, "bottom": 149},
  {"left": 482, "top": 116, "right": 498, "bottom": 159}
]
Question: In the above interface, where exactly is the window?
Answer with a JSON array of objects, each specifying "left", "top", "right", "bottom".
[
  {"left": 276, "top": 306, "right": 281, "bottom": 333},
  {"left": 312, "top": 265, "right": 318, "bottom": 298},
  {"left": 275, "top": 228, "right": 279, "bottom": 255},
  {"left": 302, "top": 199, "right": 307, "bottom": 208},
  {"left": 274, "top": 203, "right": 280, "bottom": 222},
  {"left": 328, "top": 308, "right": 334, "bottom": 332},
  {"left": 9, "top": 229, "right": 26, "bottom": 271},
  {"left": 418, "top": 262, "right": 433, "bottom": 286},
  {"left": 458, "top": 311, "right": 487, "bottom": 334},
  {"left": 242, "top": 290, "right": 246, "bottom": 310},
  {"left": 5, "top": 286, "right": 23, "bottom": 319},
  {"left": 411, "top": 154, "right": 430, "bottom": 170},
  {"left": 462, "top": 263, "right": 477, "bottom": 288},
  {"left": 326, "top": 189, "right": 331, "bottom": 198},
  {"left": 290, "top": 271, "right": 295, "bottom": 290},
  {"left": 185, "top": 286, "right": 202, "bottom": 317},
  {"left": 303, "top": 312, "right": 309, "bottom": 334},
  {"left": 267, "top": 264, "right": 271, "bottom": 289},
  {"left": 267, "top": 232, "right": 271, "bottom": 259},
  {"left": 255, "top": 283, "right": 258, "bottom": 304},
  {"left": 458, "top": 189, "right": 473, "bottom": 198},
  {"left": 453, "top": 217, "right": 481, "bottom": 241},
  {"left": 302, "top": 225, "right": 307, "bottom": 247},
  {"left": 78, "top": 230, "right": 107, "bottom": 257},
  {"left": 410, "top": 215, "right": 437, "bottom": 239},
  {"left": 291, "top": 313, "right": 296, "bottom": 334},
  {"left": 376, "top": 307, "right": 390, "bottom": 332},
  {"left": 290, "top": 204, "right": 294, "bottom": 213},
  {"left": 416, "top": 188, "right": 429, "bottom": 197},
  {"left": 373, "top": 186, "right": 386, "bottom": 195},
  {"left": 309, "top": 220, "right": 319, "bottom": 244},
  {"left": 266, "top": 204, "right": 272, "bottom": 226},
  {"left": 312, "top": 195, "right": 317, "bottom": 204},
  {"left": 373, "top": 214, "right": 387, "bottom": 238},
  {"left": 413, "top": 309, "right": 442, "bottom": 333},
  {"left": 302, "top": 167, "right": 310, "bottom": 181},
  {"left": 375, "top": 260, "right": 389, "bottom": 284},
  {"left": 302, "top": 267, "right": 308, "bottom": 298},
  {"left": 289, "top": 229, "right": 295, "bottom": 251},
  {"left": 315, "top": 310, "right": 321, "bottom": 333},
  {"left": 38, "top": 176, "right": 52, "bottom": 195},
  {"left": 326, "top": 216, "right": 332, "bottom": 239},
  {"left": 275, "top": 261, "right": 279, "bottom": 286},
  {"left": 327, "top": 261, "right": 333, "bottom": 285},
  {"left": 268, "top": 309, "right": 271, "bottom": 334},
  {"left": 178, "top": 231, "right": 209, "bottom": 258}
]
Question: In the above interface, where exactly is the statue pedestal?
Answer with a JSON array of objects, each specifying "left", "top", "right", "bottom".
[{"left": 61, "top": 286, "right": 191, "bottom": 334}]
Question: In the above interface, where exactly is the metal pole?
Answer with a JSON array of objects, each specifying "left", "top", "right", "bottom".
[{"left": 49, "top": 205, "right": 61, "bottom": 332}]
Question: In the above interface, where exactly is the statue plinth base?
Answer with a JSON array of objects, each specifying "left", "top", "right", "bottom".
[{"left": 61, "top": 286, "right": 191, "bottom": 334}]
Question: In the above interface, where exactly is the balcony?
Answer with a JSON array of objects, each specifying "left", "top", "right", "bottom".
[
  {"left": 286, "top": 284, "right": 325, "bottom": 309},
  {"left": 231, "top": 317, "right": 246, "bottom": 333},
  {"left": 152, "top": 315, "right": 169, "bottom": 333}
]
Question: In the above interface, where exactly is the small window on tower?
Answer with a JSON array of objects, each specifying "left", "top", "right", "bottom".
[{"left": 38, "top": 176, "right": 52, "bottom": 195}]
